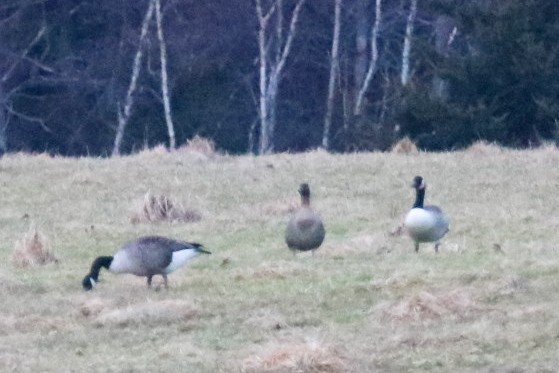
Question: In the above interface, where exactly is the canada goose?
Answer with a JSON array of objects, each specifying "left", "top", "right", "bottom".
[
  {"left": 404, "top": 176, "right": 449, "bottom": 253},
  {"left": 285, "top": 183, "right": 325, "bottom": 254},
  {"left": 82, "top": 236, "right": 210, "bottom": 290}
]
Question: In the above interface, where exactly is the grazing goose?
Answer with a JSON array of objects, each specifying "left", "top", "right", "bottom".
[
  {"left": 82, "top": 236, "right": 210, "bottom": 290},
  {"left": 285, "top": 183, "right": 325, "bottom": 254},
  {"left": 404, "top": 176, "right": 449, "bottom": 253}
]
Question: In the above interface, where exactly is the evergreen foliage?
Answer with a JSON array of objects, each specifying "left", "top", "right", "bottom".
[{"left": 399, "top": 0, "right": 559, "bottom": 149}]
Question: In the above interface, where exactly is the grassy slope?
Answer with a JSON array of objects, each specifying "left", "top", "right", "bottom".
[{"left": 0, "top": 146, "right": 558, "bottom": 372}]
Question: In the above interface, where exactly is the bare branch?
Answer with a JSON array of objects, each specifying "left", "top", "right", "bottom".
[
  {"left": 5, "top": 105, "right": 51, "bottom": 133},
  {"left": 2, "top": 24, "right": 50, "bottom": 82},
  {"left": 255, "top": 0, "right": 277, "bottom": 27}
]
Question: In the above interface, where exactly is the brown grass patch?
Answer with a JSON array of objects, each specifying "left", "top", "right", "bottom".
[
  {"left": 234, "top": 266, "right": 292, "bottom": 282},
  {"left": 321, "top": 233, "right": 390, "bottom": 258},
  {"left": 130, "top": 191, "right": 202, "bottom": 224},
  {"left": 92, "top": 299, "right": 200, "bottom": 327},
  {"left": 390, "top": 137, "right": 418, "bottom": 154},
  {"left": 244, "top": 308, "right": 288, "bottom": 331},
  {"left": 0, "top": 314, "right": 67, "bottom": 335},
  {"left": 382, "top": 288, "right": 480, "bottom": 322},
  {"left": 465, "top": 140, "right": 504, "bottom": 155},
  {"left": 11, "top": 228, "right": 58, "bottom": 268},
  {"left": 241, "top": 339, "right": 348, "bottom": 373}
]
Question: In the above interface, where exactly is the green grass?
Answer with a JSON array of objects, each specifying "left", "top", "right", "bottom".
[{"left": 1, "top": 145, "right": 559, "bottom": 372}]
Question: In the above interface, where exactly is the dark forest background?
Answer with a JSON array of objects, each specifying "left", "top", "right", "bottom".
[{"left": 1, "top": 0, "right": 558, "bottom": 156}]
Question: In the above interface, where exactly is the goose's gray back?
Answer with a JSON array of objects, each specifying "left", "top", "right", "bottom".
[{"left": 115, "top": 236, "right": 194, "bottom": 276}]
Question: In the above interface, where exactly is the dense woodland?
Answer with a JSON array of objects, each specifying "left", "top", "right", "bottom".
[{"left": 0, "top": 0, "right": 558, "bottom": 156}]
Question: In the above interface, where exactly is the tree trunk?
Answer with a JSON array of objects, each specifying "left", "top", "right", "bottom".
[
  {"left": 155, "top": 0, "right": 176, "bottom": 150},
  {"left": 256, "top": 0, "right": 271, "bottom": 154},
  {"left": 354, "top": 0, "right": 382, "bottom": 116},
  {"left": 112, "top": 0, "right": 155, "bottom": 156},
  {"left": 255, "top": 0, "right": 305, "bottom": 155},
  {"left": 353, "top": 0, "right": 368, "bottom": 108},
  {"left": 401, "top": 0, "right": 418, "bottom": 86},
  {"left": 0, "top": 85, "right": 7, "bottom": 156},
  {"left": 431, "top": 15, "right": 456, "bottom": 101},
  {"left": 322, "top": 0, "right": 342, "bottom": 150}
]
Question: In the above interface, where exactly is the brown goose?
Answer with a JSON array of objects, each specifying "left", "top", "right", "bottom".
[
  {"left": 82, "top": 236, "right": 210, "bottom": 290},
  {"left": 285, "top": 183, "right": 325, "bottom": 254}
]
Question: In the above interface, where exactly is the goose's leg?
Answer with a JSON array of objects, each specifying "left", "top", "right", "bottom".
[
  {"left": 162, "top": 274, "right": 168, "bottom": 289},
  {"left": 146, "top": 275, "right": 153, "bottom": 288},
  {"left": 434, "top": 242, "right": 440, "bottom": 253},
  {"left": 415, "top": 242, "right": 419, "bottom": 253}
]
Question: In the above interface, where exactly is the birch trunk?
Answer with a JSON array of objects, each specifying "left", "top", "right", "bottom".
[
  {"left": 112, "top": 0, "right": 155, "bottom": 156},
  {"left": 354, "top": 0, "right": 382, "bottom": 116},
  {"left": 255, "top": 0, "right": 271, "bottom": 154},
  {"left": 322, "top": 0, "right": 342, "bottom": 150},
  {"left": 431, "top": 15, "right": 456, "bottom": 101},
  {"left": 255, "top": 0, "right": 305, "bottom": 155},
  {"left": 401, "top": 0, "right": 417, "bottom": 86},
  {"left": 155, "top": 0, "right": 176, "bottom": 150},
  {"left": 0, "top": 85, "right": 6, "bottom": 155}
]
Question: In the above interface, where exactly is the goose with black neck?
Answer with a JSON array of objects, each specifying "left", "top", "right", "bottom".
[
  {"left": 404, "top": 176, "right": 449, "bottom": 253},
  {"left": 82, "top": 236, "right": 211, "bottom": 290}
]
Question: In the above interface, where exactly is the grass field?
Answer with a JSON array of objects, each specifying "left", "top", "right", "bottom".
[{"left": 1, "top": 144, "right": 559, "bottom": 372}]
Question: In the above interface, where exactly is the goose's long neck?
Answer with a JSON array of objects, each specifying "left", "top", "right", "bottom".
[
  {"left": 301, "top": 195, "right": 310, "bottom": 207},
  {"left": 88, "top": 256, "right": 113, "bottom": 281},
  {"left": 413, "top": 188, "right": 425, "bottom": 208}
]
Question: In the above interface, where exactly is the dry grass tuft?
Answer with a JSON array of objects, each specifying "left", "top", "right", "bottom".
[
  {"left": 11, "top": 228, "right": 58, "bottom": 268},
  {"left": 465, "top": 140, "right": 504, "bottom": 155},
  {"left": 130, "top": 191, "right": 202, "bottom": 224},
  {"left": 382, "top": 289, "right": 480, "bottom": 322},
  {"left": 93, "top": 299, "right": 200, "bottom": 327},
  {"left": 79, "top": 297, "right": 112, "bottom": 318},
  {"left": 136, "top": 144, "right": 169, "bottom": 156},
  {"left": 179, "top": 135, "right": 216, "bottom": 156},
  {"left": 0, "top": 314, "right": 67, "bottom": 334},
  {"left": 390, "top": 137, "right": 418, "bottom": 154},
  {"left": 241, "top": 339, "right": 348, "bottom": 373}
]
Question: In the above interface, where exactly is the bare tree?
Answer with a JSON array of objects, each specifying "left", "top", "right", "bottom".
[
  {"left": 0, "top": 20, "right": 50, "bottom": 155},
  {"left": 322, "top": 0, "right": 342, "bottom": 150},
  {"left": 112, "top": 0, "right": 155, "bottom": 156},
  {"left": 354, "top": 0, "right": 382, "bottom": 116},
  {"left": 431, "top": 15, "right": 456, "bottom": 100},
  {"left": 155, "top": 0, "right": 176, "bottom": 150},
  {"left": 401, "top": 0, "right": 417, "bottom": 86},
  {"left": 255, "top": 0, "right": 306, "bottom": 155}
]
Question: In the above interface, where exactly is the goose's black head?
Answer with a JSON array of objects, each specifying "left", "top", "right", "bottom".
[
  {"left": 412, "top": 176, "right": 425, "bottom": 190},
  {"left": 82, "top": 275, "right": 95, "bottom": 291},
  {"left": 298, "top": 183, "right": 310, "bottom": 198}
]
